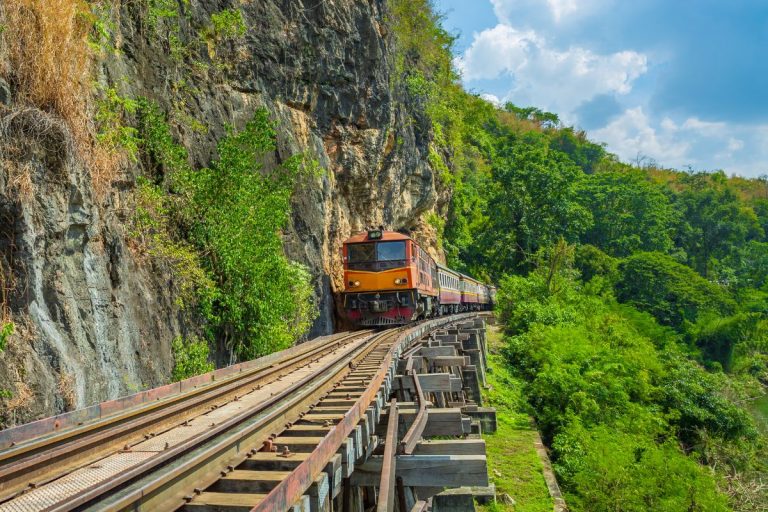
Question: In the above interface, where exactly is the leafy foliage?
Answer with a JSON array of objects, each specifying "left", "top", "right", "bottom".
[
  {"left": 388, "top": 2, "right": 768, "bottom": 509},
  {"left": 554, "top": 425, "right": 729, "bottom": 512},
  {"left": 576, "top": 169, "right": 674, "bottom": 256},
  {"left": 131, "top": 177, "right": 217, "bottom": 312},
  {"left": 673, "top": 171, "right": 764, "bottom": 279},
  {"left": 481, "top": 132, "right": 590, "bottom": 274},
  {"left": 171, "top": 336, "right": 214, "bottom": 382},
  {"left": 174, "top": 110, "right": 318, "bottom": 359},
  {"left": 615, "top": 251, "right": 736, "bottom": 330},
  {"left": 0, "top": 322, "right": 12, "bottom": 352},
  {"left": 95, "top": 86, "right": 140, "bottom": 161},
  {"left": 135, "top": 100, "right": 317, "bottom": 362},
  {"left": 499, "top": 255, "right": 759, "bottom": 510}
]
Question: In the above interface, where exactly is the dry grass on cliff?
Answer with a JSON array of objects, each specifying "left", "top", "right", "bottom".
[
  {"left": 2, "top": 160, "right": 34, "bottom": 201},
  {"left": 0, "top": 0, "right": 122, "bottom": 195},
  {"left": 57, "top": 372, "right": 76, "bottom": 410}
]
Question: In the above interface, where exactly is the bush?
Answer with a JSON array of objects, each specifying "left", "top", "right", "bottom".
[
  {"left": 171, "top": 336, "right": 213, "bottom": 381},
  {"left": 574, "top": 244, "right": 618, "bottom": 283},
  {"left": 0, "top": 321, "right": 12, "bottom": 351},
  {"left": 615, "top": 252, "right": 735, "bottom": 330},
  {"left": 175, "top": 109, "right": 318, "bottom": 359},
  {"left": 495, "top": 254, "right": 755, "bottom": 509},
  {"left": 135, "top": 101, "right": 318, "bottom": 360},
  {"left": 554, "top": 424, "right": 729, "bottom": 512}
]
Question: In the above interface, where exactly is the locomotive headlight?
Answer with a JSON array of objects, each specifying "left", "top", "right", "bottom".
[
  {"left": 394, "top": 278, "right": 408, "bottom": 285},
  {"left": 349, "top": 280, "right": 361, "bottom": 287}
]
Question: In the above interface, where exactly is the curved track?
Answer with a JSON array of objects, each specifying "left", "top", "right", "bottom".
[{"left": 0, "top": 313, "right": 486, "bottom": 512}]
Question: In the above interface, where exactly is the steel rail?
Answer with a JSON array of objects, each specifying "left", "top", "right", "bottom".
[
  {"left": 377, "top": 399, "right": 399, "bottom": 512},
  {"left": 247, "top": 327, "right": 405, "bottom": 512},
  {"left": 398, "top": 371, "right": 427, "bottom": 455},
  {"left": 51, "top": 331, "right": 379, "bottom": 512},
  {"left": 0, "top": 330, "right": 371, "bottom": 503},
  {"left": 2, "top": 313, "right": 486, "bottom": 511},
  {"left": 72, "top": 329, "right": 400, "bottom": 512},
  {"left": 249, "top": 314, "right": 480, "bottom": 512}
]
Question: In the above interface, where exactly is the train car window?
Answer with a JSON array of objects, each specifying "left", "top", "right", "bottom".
[
  {"left": 348, "top": 243, "right": 375, "bottom": 262},
  {"left": 376, "top": 241, "right": 406, "bottom": 261}
]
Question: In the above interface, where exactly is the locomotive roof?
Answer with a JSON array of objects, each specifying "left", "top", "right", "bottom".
[{"left": 344, "top": 231, "right": 412, "bottom": 243}]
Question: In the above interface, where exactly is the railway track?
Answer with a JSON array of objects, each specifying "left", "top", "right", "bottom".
[{"left": 0, "top": 313, "right": 491, "bottom": 512}]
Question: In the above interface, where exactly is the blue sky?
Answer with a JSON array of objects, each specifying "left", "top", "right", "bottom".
[{"left": 434, "top": 0, "right": 768, "bottom": 177}]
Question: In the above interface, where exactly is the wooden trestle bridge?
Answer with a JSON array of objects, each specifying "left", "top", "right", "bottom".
[{"left": 0, "top": 313, "right": 496, "bottom": 512}]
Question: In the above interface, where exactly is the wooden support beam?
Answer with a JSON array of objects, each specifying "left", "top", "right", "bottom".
[
  {"left": 373, "top": 439, "right": 486, "bottom": 457},
  {"left": 338, "top": 437, "right": 356, "bottom": 477},
  {"left": 308, "top": 472, "right": 330, "bottom": 512},
  {"left": 351, "top": 455, "right": 489, "bottom": 488},
  {"left": 427, "top": 356, "right": 470, "bottom": 367},
  {"left": 416, "top": 346, "right": 457, "bottom": 358},
  {"left": 324, "top": 454, "right": 343, "bottom": 499},
  {"left": 290, "top": 495, "right": 311, "bottom": 512},
  {"left": 377, "top": 409, "right": 469, "bottom": 437},
  {"left": 411, "top": 439, "right": 486, "bottom": 456},
  {"left": 377, "top": 398, "right": 399, "bottom": 512},
  {"left": 211, "top": 470, "right": 290, "bottom": 493},
  {"left": 272, "top": 436, "right": 325, "bottom": 451},
  {"left": 184, "top": 492, "right": 266, "bottom": 511},
  {"left": 395, "top": 374, "right": 452, "bottom": 393},
  {"left": 241, "top": 451, "right": 311, "bottom": 471}
]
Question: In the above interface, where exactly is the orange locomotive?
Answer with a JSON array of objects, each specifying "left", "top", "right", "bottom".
[{"left": 342, "top": 229, "right": 492, "bottom": 326}]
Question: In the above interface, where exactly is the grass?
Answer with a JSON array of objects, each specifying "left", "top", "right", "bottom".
[
  {"left": 479, "top": 326, "right": 553, "bottom": 512},
  {"left": 0, "top": 0, "right": 129, "bottom": 194}
]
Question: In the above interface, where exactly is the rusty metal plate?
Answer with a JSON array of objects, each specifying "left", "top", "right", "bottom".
[
  {"left": 132, "top": 421, "right": 211, "bottom": 452},
  {"left": 0, "top": 452, "right": 155, "bottom": 512}
]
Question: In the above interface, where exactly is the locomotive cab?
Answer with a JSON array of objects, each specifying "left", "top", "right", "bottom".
[{"left": 342, "top": 230, "right": 437, "bottom": 326}]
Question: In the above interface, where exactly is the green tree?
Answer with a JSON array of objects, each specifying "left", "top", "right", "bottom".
[
  {"left": 577, "top": 169, "right": 674, "bottom": 256},
  {"left": 548, "top": 127, "right": 606, "bottom": 174},
  {"left": 554, "top": 425, "right": 730, "bottom": 512},
  {"left": 574, "top": 244, "right": 618, "bottom": 283},
  {"left": 615, "top": 252, "right": 735, "bottom": 330},
  {"left": 673, "top": 172, "right": 763, "bottom": 278},
  {"left": 176, "top": 111, "right": 318, "bottom": 359},
  {"left": 480, "top": 131, "right": 591, "bottom": 275},
  {"left": 171, "top": 336, "right": 214, "bottom": 381}
]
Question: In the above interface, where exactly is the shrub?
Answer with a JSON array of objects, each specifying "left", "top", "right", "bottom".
[
  {"left": 176, "top": 110, "right": 319, "bottom": 359},
  {"left": 171, "top": 336, "right": 213, "bottom": 381},
  {"left": 554, "top": 424, "right": 729, "bottom": 512},
  {"left": 0, "top": 321, "right": 12, "bottom": 351},
  {"left": 135, "top": 101, "right": 318, "bottom": 359},
  {"left": 94, "top": 86, "right": 140, "bottom": 161},
  {"left": 131, "top": 177, "right": 217, "bottom": 313},
  {"left": 615, "top": 252, "right": 736, "bottom": 330}
]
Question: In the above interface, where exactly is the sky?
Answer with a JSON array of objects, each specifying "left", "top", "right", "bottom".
[{"left": 433, "top": 0, "right": 768, "bottom": 177}]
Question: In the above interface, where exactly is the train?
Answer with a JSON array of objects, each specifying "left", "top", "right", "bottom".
[{"left": 341, "top": 229, "right": 496, "bottom": 326}]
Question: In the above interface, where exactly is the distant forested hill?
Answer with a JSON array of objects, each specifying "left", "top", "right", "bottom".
[{"left": 389, "top": 0, "right": 768, "bottom": 510}]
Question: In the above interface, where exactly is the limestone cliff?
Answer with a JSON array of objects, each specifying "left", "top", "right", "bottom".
[{"left": 0, "top": 0, "right": 446, "bottom": 425}]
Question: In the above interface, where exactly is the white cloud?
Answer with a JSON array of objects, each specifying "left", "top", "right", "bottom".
[
  {"left": 546, "top": 0, "right": 579, "bottom": 22},
  {"left": 589, "top": 107, "right": 765, "bottom": 174},
  {"left": 727, "top": 137, "right": 744, "bottom": 152},
  {"left": 480, "top": 93, "right": 502, "bottom": 106},
  {"left": 490, "top": 0, "right": 605, "bottom": 25},
  {"left": 591, "top": 107, "right": 689, "bottom": 164},
  {"left": 455, "top": 24, "right": 647, "bottom": 119}
]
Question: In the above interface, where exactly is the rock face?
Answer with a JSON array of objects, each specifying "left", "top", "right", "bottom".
[{"left": 0, "top": 0, "right": 443, "bottom": 424}]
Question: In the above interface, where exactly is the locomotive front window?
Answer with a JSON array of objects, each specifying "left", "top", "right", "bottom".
[
  {"left": 348, "top": 243, "right": 376, "bottom": 262},
  {"left": 377, "top": 241, "right": 406, "bottom": 261}
]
